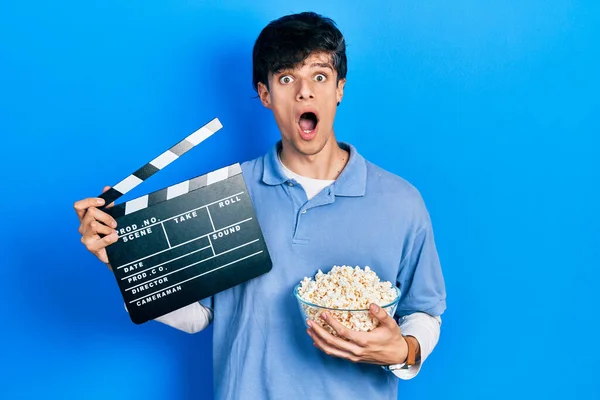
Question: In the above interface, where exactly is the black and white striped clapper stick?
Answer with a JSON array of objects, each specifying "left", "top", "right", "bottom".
[{"left": 98, "top": 118, "right": 223, "bottom": 207}]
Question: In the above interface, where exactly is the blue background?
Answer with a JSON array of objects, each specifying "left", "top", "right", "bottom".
[{"left": 1, "top": 1, "right": 598, "bottom": 399}]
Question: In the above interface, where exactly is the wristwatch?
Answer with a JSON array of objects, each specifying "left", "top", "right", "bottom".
[{"left": 381, "top": 335, "right": 419, "bottom": 371}]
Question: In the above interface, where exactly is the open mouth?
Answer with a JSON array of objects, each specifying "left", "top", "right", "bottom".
[{"left": 298, "top": 112, "right": 318, "bottom": 134}]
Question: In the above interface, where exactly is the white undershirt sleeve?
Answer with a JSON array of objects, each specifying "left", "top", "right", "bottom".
[
  {"left": 124, "top": 302, "right": 213, "bottom": 334},
  {"left": 154, "top": 302, "right": 213, "bottom": 333},
  {"left": 392, "top": 312, "right": 442, "bottom": 380}
]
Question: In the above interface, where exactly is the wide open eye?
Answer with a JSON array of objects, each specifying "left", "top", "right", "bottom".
[
  {"left": 279, "top": 75, "right": 294, "bottom": 85},
  {"left": 314, "top": 74, "right": 327, "bottom": 82}
]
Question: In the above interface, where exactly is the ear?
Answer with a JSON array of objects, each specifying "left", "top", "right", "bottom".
[
  {"left": 336, "top": 78, "right": 346, "bottom": 105},
  {"left": 257, "top": 82, "right": 272, "bottom": 109}
]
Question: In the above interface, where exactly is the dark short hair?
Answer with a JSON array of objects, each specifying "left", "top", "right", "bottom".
[{"left": 252, "top": 12, "right": 347, "bottom": 92}]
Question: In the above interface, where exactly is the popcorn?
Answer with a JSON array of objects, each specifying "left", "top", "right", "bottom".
[{"left": 297, "top": 266, "right": 398, "bottom": 336}]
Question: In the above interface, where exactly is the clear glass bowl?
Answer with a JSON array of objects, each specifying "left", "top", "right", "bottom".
[{"left": 293, "top": 284, "right": 401, "bottom": 336}]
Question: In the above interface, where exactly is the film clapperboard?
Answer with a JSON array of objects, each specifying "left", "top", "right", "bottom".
[{"left": 99, "top": 118, "right": 272, "bottom": 324}]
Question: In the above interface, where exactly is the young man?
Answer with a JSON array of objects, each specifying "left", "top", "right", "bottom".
[{"left": 74, "top": 12, "right": 446, "bottom": 399}]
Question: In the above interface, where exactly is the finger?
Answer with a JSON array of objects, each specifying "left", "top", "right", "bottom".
[
  {"left": 369, "top": 303, "right": 397, "bottom": 330},
  {"left": 79, "top": 211, "right": 95, "bottom": 235},
  {"left": 321, "top": 312, "right": 368, "bottom": 347},
  {"left": 308, "top": 327, "right": 361, "bottom": 363},
  {"left": 79, "top": 207, "right": 106, "bottom": 235},
  {"left": 80, "top": 207, "right": 116, "bottom": 236},
  {"left": 87, "top": 220, "right": 117, "bottom": 237},
  {"left": 308, "top": 320, "right": 364, "bottom": 356},
  {"left": 82, "top": 232, "right": 119, "bottom": 252},
  {"left": 86, "top": 207, "right": 118, "bottom": 229},
  {"left": 74, "top": 198, "right": 106, "bottom": 221}
]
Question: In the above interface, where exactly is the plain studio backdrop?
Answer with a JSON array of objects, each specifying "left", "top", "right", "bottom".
[{"left": 0, "top": 1, "right": 598, "bottom": 399}]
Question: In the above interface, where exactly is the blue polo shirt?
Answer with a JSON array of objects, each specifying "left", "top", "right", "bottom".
[{"left": 201, "top": 142, "right": 446, "bottom": 400}]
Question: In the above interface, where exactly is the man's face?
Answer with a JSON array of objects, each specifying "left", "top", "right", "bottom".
[{"left": 258, "top": 52, "right": 346, "bottom": 157}]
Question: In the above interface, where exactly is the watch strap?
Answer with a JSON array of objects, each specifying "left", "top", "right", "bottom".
[
  {"left": 404, "top": 335, "right": 419, "bottom": 366},
  {"left": 382, "top": 335, "right": 420, "bottom": 371}
]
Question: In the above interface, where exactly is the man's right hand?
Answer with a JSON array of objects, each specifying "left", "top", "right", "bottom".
[{"left": 74, "top": 186, "right": 119, "bottom": 269}]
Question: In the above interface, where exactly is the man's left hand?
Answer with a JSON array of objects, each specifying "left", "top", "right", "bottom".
[{"left": 306, "top": 303, "right": 408, "bottom": 365}]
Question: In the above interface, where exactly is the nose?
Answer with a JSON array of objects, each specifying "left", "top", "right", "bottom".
[{"left": 296, "top": 78, "right": 315, "bottom": 101}]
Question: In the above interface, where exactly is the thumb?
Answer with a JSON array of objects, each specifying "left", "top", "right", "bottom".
[{"left": 369, "top": 303, "right": 396, "bottom": 329}]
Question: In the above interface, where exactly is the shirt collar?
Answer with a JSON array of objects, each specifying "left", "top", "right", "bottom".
[{"left": 262, "top": 141, "right": 367, "bottom": 197}]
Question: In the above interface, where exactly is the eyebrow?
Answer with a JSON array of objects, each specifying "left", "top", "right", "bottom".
[
  {"left": 273, "top": 62, "right": 334, "bottom": 77},
  {"left": 310, "top": 62, "right": 334, "bottom": 70}
]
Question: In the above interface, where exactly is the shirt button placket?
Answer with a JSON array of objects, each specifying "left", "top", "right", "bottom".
[{"left": 293, "top": 208, "right": 308, "bottom": 242}]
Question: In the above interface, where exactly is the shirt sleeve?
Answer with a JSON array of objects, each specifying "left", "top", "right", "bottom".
[
  {"left": 395, "top": 220, "right": 446, "bottom": 318},
  {"left": 392, "top": 313, "right": 442, "bottom": 380}
]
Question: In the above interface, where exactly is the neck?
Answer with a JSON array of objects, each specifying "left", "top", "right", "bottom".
[{"left": 279, "top": 136, "right": 349, "bottom": 180}]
